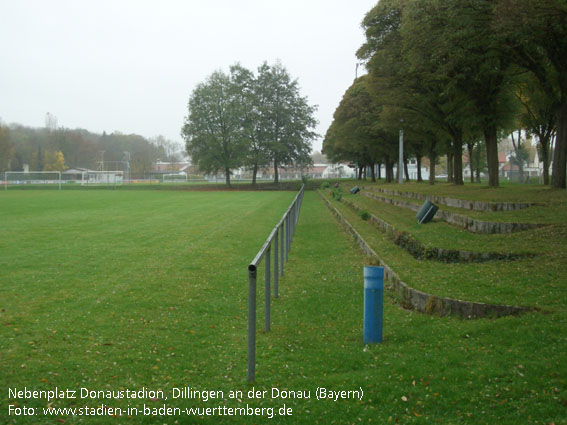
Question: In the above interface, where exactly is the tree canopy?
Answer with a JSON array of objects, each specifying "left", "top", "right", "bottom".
[
  {"left": 327, "top": 0, "right": 565, "bottom": 188},
  {"left": 181, "top": 62, "right": 318, "bottom": 185}
]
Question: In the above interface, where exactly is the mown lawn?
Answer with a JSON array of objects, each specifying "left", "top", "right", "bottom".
[{"left": 1, "top": 189, "right": 566, "bottom": 424}]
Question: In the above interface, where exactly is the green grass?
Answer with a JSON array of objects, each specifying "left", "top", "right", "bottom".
[
  {"left": 341, "top": 183, "right": 567, "bottom": 225},
  {"left": 336, "top": 190, "right": 564, "bottom": 256},
  {"left": 322, "top": 190, "right": 566, "bottom": 309},
  {"left": 354, "top": 180, "right": 567, "bottom": 204},
  {"left": 1, "top": 190, "right": 566, "bottom": 424}
]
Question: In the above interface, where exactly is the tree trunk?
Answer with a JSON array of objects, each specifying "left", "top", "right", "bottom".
[
  {"left": 225, "top": 167, "right": 231, "bottom": 187},
  {"left": 377, "top": 162, "right": 382, "bottom": 180},
  {"left": 357, "top": 165, "right": 363, "bottom": 180},
  {"left": 252, "top": 164, "right": 258, "bottom": 186},
  {"left": 475, "top": 143, "right": 482, "bottom": 183},
  {"left": 453, "top": 133, "right": 464, "bottom": 185},
  {"left": 428, "top": 148, "right": 436, "bottom": 185},
  {"left": 370, "top": 163, "right": 376, "bottom": 182},
  {"left": 403, "top": 157, "right": 409, "bottom": 182},
  {"left": 484, "top": 126, "right": 500, "bottom": 187},
  {"left": 541, "top": 142, "right": 550, "bottom": 185},
  {"left": 273, "top": 159, "right": 279, "bottom": 184},
  {"left": 417, "top": 156, "right": 423, "bottom": 182},
  {"left": 385, "top": 156, "right": 393, "bottom": 183},
  {"left": 447, "top": 151, "right": 454, "bottom": 183},
  {"left": 551, "top": 103, "right": 567, "bottom": 189},
  {"left": 467, "top": 142, "right": 475, "bottom": 183}
]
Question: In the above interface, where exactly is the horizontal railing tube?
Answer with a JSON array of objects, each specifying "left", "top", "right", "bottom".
[{"left": 247, "top": 184, "right": 305, "bottom": 382}]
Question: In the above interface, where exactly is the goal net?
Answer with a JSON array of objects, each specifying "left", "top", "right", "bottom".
[
  {"left": 163, "top": 173, "right": 188, "bottom": 183},
  {"left": 81, "top": 171, "right": 124, "bottom": 186},
  {"left": 4, "top": 171, "right": 62, "bottom": 190}
]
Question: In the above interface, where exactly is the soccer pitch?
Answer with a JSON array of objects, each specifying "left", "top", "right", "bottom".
[
  {"left": 1, "top": 190, "right": 565, "bottom": 424},
  {"left": 1, "top": 190, "right": 301, "bottom": 423}
]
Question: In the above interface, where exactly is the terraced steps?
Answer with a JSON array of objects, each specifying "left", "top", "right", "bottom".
[
  {"left": 362, "top": 186, "right": 536, "bottom": 212},
  {"left": 338, "top": 195, "right": 534, "bottom": 263},
  {"left": 319, "top": 190, "right": 535, "bottom": 319},
  {"left": 360, "top": 189, "right": 546, "bottom": 234}
]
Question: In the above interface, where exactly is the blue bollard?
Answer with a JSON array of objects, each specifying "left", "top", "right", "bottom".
[{"left": 364, "top": 266, "right": 384, "bottom": 344}]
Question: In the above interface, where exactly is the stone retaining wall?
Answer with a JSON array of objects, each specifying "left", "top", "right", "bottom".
[
  {"left": 362, "top": 186, "right": 535, "bottom": 212},
  {"left": 340, "top": 196, "right": 531, "bottom": 263},
  {"left": 361, "top": 191, "right": 544, "bottom": 234},
  {"left": 319, "top": 191, "right": 535, "bottom": 319}
]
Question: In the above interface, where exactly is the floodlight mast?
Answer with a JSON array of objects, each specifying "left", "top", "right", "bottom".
[{"left": 399, "top": 119, "right": 404, "bottom": 184}]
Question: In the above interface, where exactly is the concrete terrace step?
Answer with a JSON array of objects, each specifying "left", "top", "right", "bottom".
[
  {"left": 319, "top": 190, "right": 536, "bottom": 319},
  {"left": 360, "top": 190, "right": 545, "bottom": 234},
  {"left": 338, "top": 195, "right": 534, "bottom": 263},
  {"left": 361, "top": 186, "right": 537, "bottom": 212}
]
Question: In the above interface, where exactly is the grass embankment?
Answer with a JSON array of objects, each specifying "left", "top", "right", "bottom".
[
  {"left": 344, "top": 182, "right": 567, "bottom": 225},
  {"left": 322, "top": 187, "right": 566, "bottom": 310},
  {"left": 336, "top": 190, "right": 563, "bottom": 256},
  {"left": 1, "top": 190, "right": 565, "bottom": 424},
  {"left": 355, "top": 180, "right": 567, "bottom": 204}
]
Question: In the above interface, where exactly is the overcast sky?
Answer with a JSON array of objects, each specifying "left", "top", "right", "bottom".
[{"left": 0, "top": 0, "right": 376, "bottom": 152}]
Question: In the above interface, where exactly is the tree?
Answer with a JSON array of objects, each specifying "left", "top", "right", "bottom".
[
  {"left": 44, "top": 151, "right": 66, "bottom": 172},
  {"left": 515, "top": 64, "right": 557, "bottom": 185},
  {"left": 151, "top": 135, "right": 184, "bottom": 171},
  {"left": 404, "top": 0, "right": 516, "bottom": 187},
  {"left": 181, "top": 69, "right": 249, "bottom": 186},
  {"left": 495, "top": 0, "right": 567, "bottom": 188},
  {"left": 230, "top": 63, "right": 270, "bottom": 186},
  {"left": 0, "top": 125, "right": 14, "bottom": 173},
  {"left": 323, "top": 76, "right": 388, "bottom": 183},
  {"left": 510, "top": 129, "right": 529, "bottom": 182},
  {"left": 257, "top": 62, "right": 318, "bottom": 183}
]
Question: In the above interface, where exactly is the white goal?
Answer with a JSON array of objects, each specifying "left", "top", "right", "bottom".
[
  {"left": 81, "top": 171, "right": 123, "bottom": 186},
  {"left": 163, "top": 173, "right": 188, "bottom": 183},
  {"left": 4, "top": 171, "right": 62, "bottom": 190}
]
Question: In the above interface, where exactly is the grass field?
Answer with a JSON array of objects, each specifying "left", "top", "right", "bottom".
[{"left": 1, "top": 188, "right": 566, "bottom": 424}]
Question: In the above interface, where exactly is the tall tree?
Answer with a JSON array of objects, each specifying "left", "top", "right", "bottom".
[
  {"left": 495, "top": 0, "right": 567, "bottom": 188},
  {"left": 516, "top": 76, "right": 556, "bottom": 185},
  {"left": 0, "top": 125, "right": 14, "bottom": 173},
  {"left": 257, "top": 62, "right": 318, "bottom": 183},
  {"left": 323, "top": 76, "right": 389, "bottom": 182},
  {"left": 405, "top": 0, "right": 516, "bottom": 187},
  {"left": 181, "top": 69, "right": 249, "bottom": 186},
  {"left": 230, "top": 64, "right": 270, "bottom": 186},
  {"left": 43, "top": 151, "right": 66, "bottom": 172}
]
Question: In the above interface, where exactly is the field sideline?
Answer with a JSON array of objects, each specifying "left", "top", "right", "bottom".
[{"left": 1, "top": 189, "right": 566, "bottom": 424}]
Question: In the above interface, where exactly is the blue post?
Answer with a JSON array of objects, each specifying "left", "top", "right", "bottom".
[{"left": 363, "top": 266, "right": 384, "bottom": 344}]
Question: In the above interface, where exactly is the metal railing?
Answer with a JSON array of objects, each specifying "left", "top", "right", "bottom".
[{"left": 247, "top": 184, "right": 305, "bottom": 382}]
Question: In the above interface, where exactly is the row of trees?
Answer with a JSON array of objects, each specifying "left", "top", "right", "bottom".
[
  {"left": 0, "top": 118, "right": 183, "bottom": 178},
  {"left": 324, "top": 0, "right": 566, "bottom": 188},
  {"left": 182, "top": 62, "right": 318, "bottom": 186}
]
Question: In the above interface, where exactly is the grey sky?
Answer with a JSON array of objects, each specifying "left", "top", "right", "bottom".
[{"left": 1, "top": 0, "right": 376, "bottom": 152}]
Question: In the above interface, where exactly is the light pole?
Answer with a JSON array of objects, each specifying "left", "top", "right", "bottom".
[{"left": 398, "top": 120, "right": 404, "bottom": 184}]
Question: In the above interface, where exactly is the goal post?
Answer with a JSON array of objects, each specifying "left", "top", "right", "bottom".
[
  {"left": 4, "top": 171, "right": 62, "bottom": 190},
  {"left": 163, "top": 173, "right": 188, "bottom": 183},
  {"left": 81, "top": 171, "right": 124, "bottom": 186}
]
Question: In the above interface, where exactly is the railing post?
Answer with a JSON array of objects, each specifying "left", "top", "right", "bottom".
[
  {"left": 285, "top": 214, "right": 290, "bottom": 261},
  {"left": 247, "top": 184, "right": 304, "bottom": 382},
  {"left": 274, "top": 229, "right": 279, "bottom": 298},
  {"left": 248, "top": 265, "right": 257, "bottom": 382},
  {"left": 265, "top": 245, "right": 271, "bottom": 332},
  {"left": 280, "top": 222, "right": 284, "bottom": 276}
]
